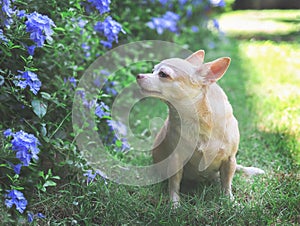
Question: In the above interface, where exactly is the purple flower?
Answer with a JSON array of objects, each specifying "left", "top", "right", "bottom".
[
  {"left": 179, "top": 0, "right": 188, "bottom": 6},
  {"left": 95, "top": 101, "right": 110, "bottom": 118},
  {"left": 94, "top": 16, "right": 125, "bottom": 48},
  {"left": 147, "top": 11, "right": 180, "bottom": 35},
  {"left": 25, "top": 12, "right": 56, "bottom": 47},
  {"left": 69, "top": 77, "right": 77, "bottom": 87},
  {"left": 159, "top": 0, "right": 169, "bottom": 6},
  {"left": 100, "top": 40, "right": 112, "bottom": 49},
  {"left": 166, "top": 11, "right": 180, "bottom": 21},
  {"left": 81, "top": 43, "right": 91, "bottom": 57},
  {"left": 27, "top": 45, "right": 36, "bottom": 56},
  {"left": 13, "top": 163, "right": 22, "bottom": 174},
  {"left": 28, "top": 212, "right": 34, "bottom": 223},
  {"left": 107, "top": 120, "right": 127, "bottom": 136},
  {"left": 78, "top": 18, "right": 88, "bottom": 28},
  {"left": 104, "top": 81, "right": 117, "bottom": 96},
  {"left": 87, "top": 0, "right": 111, "bottom": 15},
  {"left": 16, "top": 71, "right": 41, "bottom": 95},
  {"left": 186, "top": 7, "right": 192, "bottom": 18},
  {"left": 76, "top": 90, "right": 85, "bottom": 99},
  {"left": 120, "top": 138, "right": 130, "bottom": 152},
  {"left": 37, "top": 213, "right": 45, "bottom": 218},
  {"left": 0, "top": 28, "right": 9, "bottom": 42},
  {"left": 83, "top": 170, "right": 98, "bottom": 183},
  {"left": 28, "top": 212, "right": 45, "bottom": 223},
  {"left": 212, "top": 18, "right": 220, "bottom": 30},
  {"left": 100, "top": 69, "right": 110, "bottom": 76},
  {"left": 0, "top": 0, "right": 14, "bottom": 27},
  {"left": 191, "top": 25, "right": 199, "bottom": 32},
  {"left": 210, "top": 0, "right": 225, "bottom": 7},
  {"left": 3, "top": 128, "right": 12, "bottom": 137},
  {"left": 16, "top": 9, "right": 26, "bottom": 18},
  {"left": 106, "top": 120, "right": 130, "bottom": 151},
  {"left": 5, "top": 190, "right": 28, "bottom": 213},
  {"left": 93, "top": 77, "right": 101, "bottom": 87},
  {"left": 83, "top": 98, "right": 97, "bottom": 110},
  {"left": 84, "top": 169, "right": 107, "bottom": 184},
  {"left": 1, "top": 0, "right": 14, "bottom": 16},
  {"left": 10, "top": 130, "right": 41, "bottom": 166},
  {"left": 192, "top": 0, "right": 204, "bottom": 6},
  {"left": 81, "top": 43, "right": 90, "bottom": 52}
]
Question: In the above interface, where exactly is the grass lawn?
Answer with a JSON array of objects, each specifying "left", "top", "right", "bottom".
[{"left": 3, "top": 10, "right": 299, "bottom": 225}]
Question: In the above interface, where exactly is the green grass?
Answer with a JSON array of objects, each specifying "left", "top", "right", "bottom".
[{"left": 3, "top": 10, "right": 299, "bottom": 225}]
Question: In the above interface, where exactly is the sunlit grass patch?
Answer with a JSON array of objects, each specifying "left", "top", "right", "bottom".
[
  {"left": 240, "top": 40, "right": 300, "bottom": 164},
  {"left": 219, "top": 10, "right": 300, "bottom": 41}
]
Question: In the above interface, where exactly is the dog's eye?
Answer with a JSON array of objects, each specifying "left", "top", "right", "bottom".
[{"left": 158, "top": 71, "right": 169, "bottom": 78}]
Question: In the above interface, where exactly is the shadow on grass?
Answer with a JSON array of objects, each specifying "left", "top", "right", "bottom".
[
  {"left": 271, "top": 18, "right": 300, "bottom": 24},
  {"left": 255, "top": 130, "right": 300, "bottom": 170},
  {"left": 230, "top": 30, "right": 300, "bottom": 42}
]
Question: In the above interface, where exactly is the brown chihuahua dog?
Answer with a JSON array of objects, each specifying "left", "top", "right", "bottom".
[{"left": 136, "top": 50, "right": 264, "bottom": 208}]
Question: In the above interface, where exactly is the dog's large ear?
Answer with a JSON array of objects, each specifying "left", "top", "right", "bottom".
[
  {"left": 203, "top": 57, "right": 231, "bottom": 84},
  {"left": 186, "top": 50, "right": 205, "bottom": 66}
]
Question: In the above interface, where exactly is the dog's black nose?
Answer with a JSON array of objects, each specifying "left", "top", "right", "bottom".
[{"left": 136, "top": 74, "right": 145, "bottom": 79}]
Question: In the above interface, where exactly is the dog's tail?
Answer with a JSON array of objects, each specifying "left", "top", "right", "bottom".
[{"left": 236, "top": 164, "right": 265, "bottom": 176}]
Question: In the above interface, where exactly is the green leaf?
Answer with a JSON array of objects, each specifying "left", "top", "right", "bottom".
[
  {"left": 24, "top": 66, "right": 38, "bottom": 72},
  {"left": 40, "top": 92, "right": 52, "bottom": 100},
  {"left": 41, "top": 123, "right": 47, "bottom": 137},
  {"left": 31, "top": 99, "right": 47, "bottom": 118},
  {"left": 39, "top": 186, "right": 46, "bottom": 192},
  {"left": 0, "top": 46, "right": 12, "bottom": 57},
  {"left": 11, "top": 186, "right": 24, "bottom": 190},
  {"left": 54, "top": 27, "right": 65, "bottom": 32},
  {"left": 43, "top": 180, "right": 57, "bottom": 187},
  {"left": 10, "top": 45, "right": 22, "bottom": 49},
  {"left": 52, "top": 176, "right": 61, "bottom": 180},
  {"left": 115, "top": 139, "right": 122, "bottom": 147},
  {"left": 38, "top": 171, "right": 45, "bottom": 178}
]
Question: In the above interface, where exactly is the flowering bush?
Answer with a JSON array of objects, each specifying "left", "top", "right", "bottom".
[{"left": 0, "top": 0, "right": 226, "bottom": 223}]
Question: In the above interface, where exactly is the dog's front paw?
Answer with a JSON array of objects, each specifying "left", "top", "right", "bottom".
[
  {"left": 171, "top": 193, "right": 181, "bottom": 209},
  {"left": 229, "top": 192, "right": 234, "bottom": 201},
  {"left": 172, "top": 200, "right": 181, "bottom": 209},
  {"left": 223, "top": 189, "right": 234, "bottom": 201}
]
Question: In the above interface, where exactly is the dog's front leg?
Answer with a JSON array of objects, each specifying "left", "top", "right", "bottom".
[
  {"left": 220, "top": 155, "right": 236, "bottom": 200},
  {"left": 168, "top": 154, "right": 183, "bottom": 208},
  {"left": 169, "top": 169, "right": 183, "bottom": 208}
]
